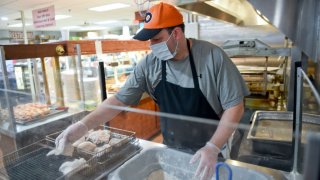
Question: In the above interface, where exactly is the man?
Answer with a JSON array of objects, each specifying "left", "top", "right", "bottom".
[{"left": 55, "top": 2, "right": 249, "bottom": 179}]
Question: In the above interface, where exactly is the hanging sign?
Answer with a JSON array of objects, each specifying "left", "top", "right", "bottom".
[{"left": 32, "top": 5, "right": 56, "bottom": 28}]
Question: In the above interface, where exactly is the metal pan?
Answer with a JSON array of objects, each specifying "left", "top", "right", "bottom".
[
  {"left": 247, "top": 111, "right": 320, "bottom": 158},
  {"left": 15, "top": 109, "right": 68, "bottom": 125}
]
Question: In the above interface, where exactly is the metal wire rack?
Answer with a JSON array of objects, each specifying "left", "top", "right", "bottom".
[
  {"left": 0, "top": 126, "right": 140, "bottom": 179},
  {"left": 46, "top": 125, "right": 137, "bottom": 163},
  {"left": 0, "top": 139, "right": 95, "bottom": 180}
]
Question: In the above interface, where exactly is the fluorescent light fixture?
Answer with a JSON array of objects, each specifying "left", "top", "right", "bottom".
[
  {"left": 61, "top": 26, "right": 80, "bottom": 30},
  {"left": 94, "top": 20, "right": 118, "bottom": 25},
  {"left": 8, "top": 23, "right": 31, "bottom": 27},
  {"left": 55, "top": 15, "right": 71, "bottom": 20},
  {"left": 1, "top": 17, "right": 8, "bottom": 21},
  {"left": 89, "top": 3, "right": 130, "bottom": 12},
  {"left": 81, "top": 26, "right": 107, "bottom": 31}
]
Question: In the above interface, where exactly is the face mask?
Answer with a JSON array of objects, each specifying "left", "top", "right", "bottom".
[{"left": 150, "top": 32, "right": 179, "bottom": 61}]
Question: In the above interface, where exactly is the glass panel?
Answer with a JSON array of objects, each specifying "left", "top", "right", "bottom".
[
  {"left": 0, "top": 60, "right": 18, "bottom": 134},
  {"left": 91, "top": 104, "right": 288, "bottom": 179},
  {"left": 73, "top": 50, "right": 149, "bottom": 109},
  {"left": 1, "top": 49, "right": 297, "bottom": 179},
  {"left": 99, "top": 51, "right": 148, "bottom": 98},
  {"left": 0, "top": 57, "right": 85, "bottom": 151},
  {"left": 299, "top": 70, "right": 320, "bottom": 173},
  {"left": 1, "top": 94, "right": 294, "bottom": 179}
]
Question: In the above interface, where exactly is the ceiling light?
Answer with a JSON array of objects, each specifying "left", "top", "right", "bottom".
[
  {"left": 8, "top": 23, "right": 31, "bottom": 27},
  {"left": 89, "top": 3, "right": 130, "bottom": 12},
  {"left": 81, "top": 26, "right": 107, "bottom": 31},
  {"left": 55, "top": 15, "right": 71, "bottom": 20},
  {"left": 94, "top": 20, "right": 118, "bottom": 25},
  {"left": 61, "top": 26, "right": 80, "bottom": 30},
  {"left": 1, "top": 17, "right": 8, "bottom": 21}
]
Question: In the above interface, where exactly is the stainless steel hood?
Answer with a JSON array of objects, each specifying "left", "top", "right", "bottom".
[
  {"left": 175, "top": 0, "right": 267, "bottom": 26},
  {"left": 177, "top": 1, "right": 241, "bottom": 25},
  {"left": 247, "top": 0, "right": 320, "bottom": 63}
]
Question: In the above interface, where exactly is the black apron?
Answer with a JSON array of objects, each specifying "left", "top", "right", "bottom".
[{"left": 154, "top": 39, "right": 220, "bottom": 153}]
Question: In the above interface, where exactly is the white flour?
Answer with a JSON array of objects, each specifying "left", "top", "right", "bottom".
[{"left": 146, "top": 169, "right": 179, "bottom": 180}]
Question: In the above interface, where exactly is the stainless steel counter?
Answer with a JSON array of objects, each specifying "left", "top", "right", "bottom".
[{"left": 107, "top": 139, "right": 290, "bottom": 180}]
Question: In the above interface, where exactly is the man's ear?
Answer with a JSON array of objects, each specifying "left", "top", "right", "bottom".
[{"left": 174, "top": 27, "right": 183, "bottom": 40}]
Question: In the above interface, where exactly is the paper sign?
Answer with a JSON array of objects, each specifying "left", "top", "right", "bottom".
[
  {"left": 32, "top": 5, "right": 56, "bottom": 28},
  {"left": 9, "top": 31, "right": 33, "bottom": 39}
]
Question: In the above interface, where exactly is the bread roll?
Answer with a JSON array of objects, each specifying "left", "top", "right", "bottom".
[
  {"left": 72, "top": 136, "right": 86, "bottom": 147},
  {"left": 86, "top": 130, "right": 111, "bottom": 144},
  {"left": 94, "top": 144, "right": 112, "bottom": 154},
  {"left": 77, "top": 141, "right": 96, "bottom": 152}
]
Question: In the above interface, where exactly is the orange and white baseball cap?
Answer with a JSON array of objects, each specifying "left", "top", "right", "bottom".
[{"left": 133, "top": 2, "right": 183, "bottom": 41}]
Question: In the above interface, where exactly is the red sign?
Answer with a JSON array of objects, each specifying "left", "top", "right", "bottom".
[{"left": 32, "top": 5, "right": 56, "bottom": 28}]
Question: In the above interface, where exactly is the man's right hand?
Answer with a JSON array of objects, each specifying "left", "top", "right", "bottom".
[{"left": 48, "top": 121, "right": 88, "bottom": 156}]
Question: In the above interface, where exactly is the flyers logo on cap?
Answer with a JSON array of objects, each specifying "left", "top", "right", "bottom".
[{"left": 145, "top": 12, "right": 152, "bottom": 23}]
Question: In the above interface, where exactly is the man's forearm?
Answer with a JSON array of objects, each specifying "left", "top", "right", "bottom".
[
  {"left": 209, "top": 101, "right": 244, "bottom": 149},
  {"left": 81, "top": 96, "right": 126, "bottom": 130}
]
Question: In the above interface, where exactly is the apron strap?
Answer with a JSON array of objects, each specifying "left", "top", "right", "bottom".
[
  {"left": 161, "top": 60, "right": 166, "bottom": 81},
  {"left": 187, "top": 39, "right": 200, "bottom": 89}
]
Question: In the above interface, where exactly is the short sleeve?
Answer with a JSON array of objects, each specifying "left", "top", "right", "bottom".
[
  {"left": 214, "top": 48, "right": 250, "bottom": 110},
  {"left": 115, "top": 58, "right": 147, "bottom": 106}
]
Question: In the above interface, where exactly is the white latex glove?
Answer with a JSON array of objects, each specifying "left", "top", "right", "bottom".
[
  {"left": 190, "top": 142, "right": 221, "bottom": 180},
  {"left": 59, "top": 158, "right": 88, "bottom": 175},
  {"left": 48, "top": 121, "right": 88, "bottom": 156}
]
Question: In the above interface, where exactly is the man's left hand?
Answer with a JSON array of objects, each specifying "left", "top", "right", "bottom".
[{"left": 189, "top": 142, "right": 220, "bottom": 180}]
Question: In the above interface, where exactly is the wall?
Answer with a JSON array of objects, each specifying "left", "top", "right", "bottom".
[{"left": 0, "top": 30, "right": 10, "bottom": 45}]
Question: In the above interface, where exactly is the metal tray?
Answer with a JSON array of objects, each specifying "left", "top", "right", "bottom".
[
  {"left": 46, "top": 126, "right": 136, "bottom": 163},
  {"left": 247, "top": 111, "right": 320, "bottom": 157},
  {"left": 0, "top": 139, "right": 96, "bottom": 180},
  {"left": 15, "top": 108, "right": 68, "bottom": 125}
]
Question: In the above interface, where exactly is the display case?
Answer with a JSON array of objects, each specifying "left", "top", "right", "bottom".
[
  {"left": 0, "top": 40, "right": 159, "bottom": 155},
  {"left": 0, "top": 43, "right": 89, "bottom": 155}
]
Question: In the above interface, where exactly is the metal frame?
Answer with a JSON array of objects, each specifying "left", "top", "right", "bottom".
[
  {"left": 98, "top": 61, "right": 107, "bottom": 102},
  {"left": 293, "top": 67, "right": 320, "bottom": 174},
  {"left": 224, "top": 47, "right": 291, "bottom": 58},
  {"left": 224, "top": 39, "right": 292, "bottom": 99},
  {"left": 223, "top": 39, "right": 291, "bottom": 58},
  {"left": 75, "top": 44, "right": 85, "bottom": 110}
]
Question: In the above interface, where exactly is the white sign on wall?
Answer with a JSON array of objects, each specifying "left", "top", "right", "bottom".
[
  {"left": 9, "top": 31, "right": 33, "bottom": 39},
  {"left": 32, "top": 5, "right": 56, "bottom": 28}
]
